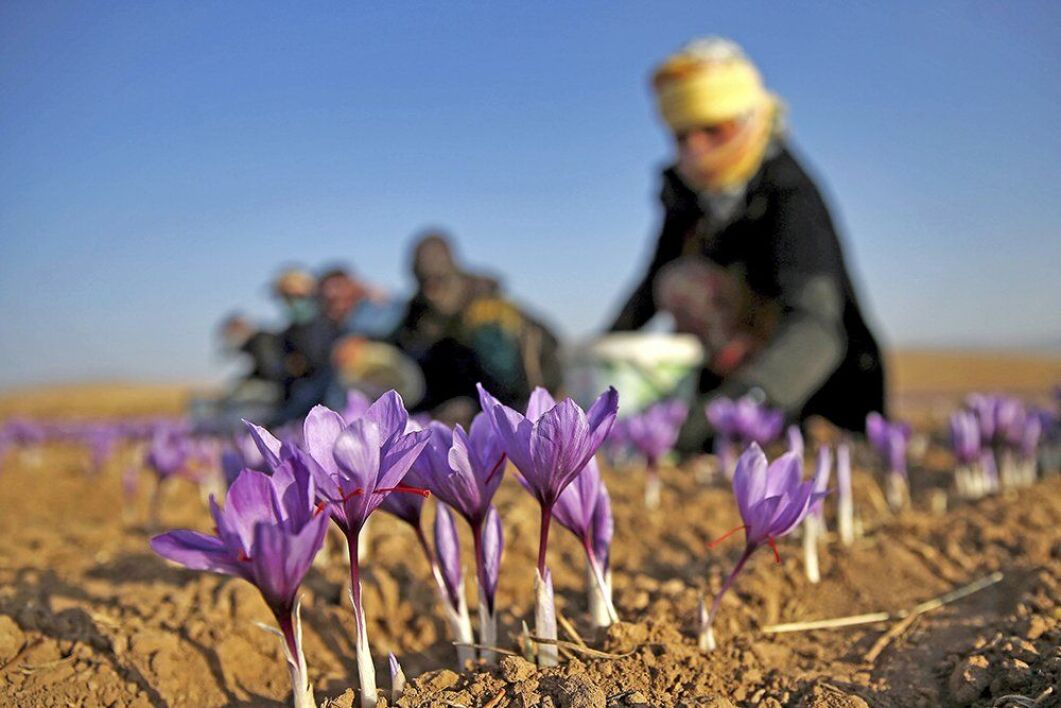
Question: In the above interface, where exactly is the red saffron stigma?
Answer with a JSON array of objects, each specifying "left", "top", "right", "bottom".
[
  {"left": 313, "top": 500, "right": 328, "bottom": 517},
  {"left": 339, "top": 487, "right": 365, "bottom": 502},
  {"left": 238, "top": 550, "right": 252, "bottom": 562},
  {"left": 767, "top": 536, "right": 781, "bottom": 564},
  {"left": 373, "top": 484, "right": 430, "bottom": 498},
  {"left": 484, "top": 453, "right": 508, "bottom": 485},
  {"left": 708, "top": 524, "right": 747, "bottom": 549}
]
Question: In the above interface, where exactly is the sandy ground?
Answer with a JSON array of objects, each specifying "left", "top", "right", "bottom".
[{"left": 0, "top": 349, "right": 1058, "bottom": 707}]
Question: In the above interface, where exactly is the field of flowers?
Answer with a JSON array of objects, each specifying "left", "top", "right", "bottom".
[{"left": 0, "top": 356, "right": 1058, "bottom": 708}]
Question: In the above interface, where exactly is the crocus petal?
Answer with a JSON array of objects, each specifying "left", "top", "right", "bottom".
[
  {"left": 553, "top": 456, "right": 601, "bottom": 538},
  {"left": 590, "top": 482, "right": 613, "bottom": 571},
  {"left": 242, "top": 420, "right": 283, "bottom": 471},
  {"left": 481, "top": 505, "right": 503, "bottom": 605},
  {"left": 216, "top": 469, "right": 282, "bottom": 553},
  {"left": 444, "top": 424, "right": 485, "bottom": 519},
  {"left": 744, "top": 494, "right": 784, "bottom": 545},
  {"left": 763, "top": 452, "right": 802, "bottom": 497},
  {"left": 377, "top": 427, "right": 432, "bottom": 492},
  {"left": 526, "top": 387, "right": 558, "bottom": 422},
  {"left": 250, "top": 511, "right": 329, "bottom": 613},
  {"left": 433, "top": 503, "right": 463, "bottom": 609},
  {"left": 732, "top": 443, "right": 768, "bottom": 521},
  {"left": 333, "top": 419, "right": 383, "bottom": 494},
  {"left": 583, "top": 387, "right": 620, "bottom": 457},
  {"left": 303, "top": 405, "right": 347, "bottom": 478},
  {"left": 363, "top": 390, "right": 410, "bottom": 445},
  {"left": 530, "top": 399, "right": 590, "bottom": 500},
  {"left": 769, "top": 482, "right": 816, "bottom": 538},
  {"left": 150, "top": 530, "right": 242, "bottom": 577},
  {"left": 477, "top": 384, "right": 536, "bottom": 479},
  {"left": 343, "top": 390, "right": 372, "bottom": 423}
]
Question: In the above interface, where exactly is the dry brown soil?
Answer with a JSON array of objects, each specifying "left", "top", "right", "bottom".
[{"left": 0, "top": 352, "right": 1058, "bottom": 707}]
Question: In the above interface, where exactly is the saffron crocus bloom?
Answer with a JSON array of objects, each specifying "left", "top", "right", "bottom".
[
  {"left": 478, "top": 384, "right": 618, "bottom": 666},
  {"left": 415, "top": 413, "right": 507, "bottom": 662},
  {"left": 950, "top": 411, "right": 981, "bottom": 466},
  {"left": 624, "top": 399, "right": 688, "bottom": 508},
  {"left": 151, "top": 459, "right": 328, "bottom": 708},
  {"left": 272, "top": 391, "right": 431, "bottom": 708},
  {"left": 950, "top": 410, "right": 986, "bottom": 498},
  {"left": 376, "top": 423, "right": 474, "bottom": 668},
  {"left": 865, "top": 412, "right": 911, "bottom": 510},
  {"left": 699, "top": 443, "right": 827, "bottom": 650},
  {"left": 477, "top": 505, "right": 504, "bottom": 660},
  {"left": 552, "top": 456, "right": 617, "bottom": 626},
  {"left": 432, "top": 503, "right": 475, "bottom": 666},
  {"left": 706, "top": 395, "right": 784, "bottom": 477}
]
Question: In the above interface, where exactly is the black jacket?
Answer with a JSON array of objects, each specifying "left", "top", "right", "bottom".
[{"left": 610, "top": 145, "right": 884, "bottom": 431}]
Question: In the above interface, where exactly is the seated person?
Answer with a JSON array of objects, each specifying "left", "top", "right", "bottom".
[
  {"left": 391, "top": 231, "right": 562, "bottom": 424},
  {"left": 608, "top": 38, "right": 885, "bottom": 451},
  {"left": 218, "top": 313, "right": 284, "bottom": 389},
  {"left": 273, "top": 266, "right": 405, "bottom": 423}
]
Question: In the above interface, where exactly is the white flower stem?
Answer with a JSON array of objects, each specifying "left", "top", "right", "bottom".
[
  {"left": 645, "top": 458, "right": 661, "bottom": 509},
  {"left": 802, "top": 516, "right": 820, "bottom": 584},
  {"left": 585, "top": 560, "right": 615, "bottom": 628},
  {"left": 348, "top": 534, "right": 377, "bottom": 708},
  {"left": 534, "top": 568, "right": 558, "bottom": 667},
  {"left": 477, "top": 584, "right": 498, "bottom": 664}
]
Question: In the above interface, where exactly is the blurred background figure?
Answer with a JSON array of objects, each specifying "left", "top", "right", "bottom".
[
  {"left": 608, "top": 37, "right": 884, "bottom": 452},
  {"left": 269, "top": 268, "right": 318, "bottom": 424},
  {"left": 205, "top": 313, "right": 283, "bottom": 429},
  {"left": 218, "top": 313, "right": 284, "bottom": 392},
  {"left": 391, "top": 231, "right": 562, "bottom": 424},
  {"left": 272, "top": 266, "right": 408, "bottom": 424}
]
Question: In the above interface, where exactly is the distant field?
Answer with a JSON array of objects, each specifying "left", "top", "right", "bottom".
[
  {"left": 886, "top": 348, "right": 1060, "bottom": 423},
  {"left": 0, "top": 349, "right": 1057, "bottom": 421}
]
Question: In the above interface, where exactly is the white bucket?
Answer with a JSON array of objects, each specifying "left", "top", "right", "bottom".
[{"left": 566, "top": 333, "right": 704, "bottom": 414}]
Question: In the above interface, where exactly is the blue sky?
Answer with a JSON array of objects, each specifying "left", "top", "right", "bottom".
[{"left": 2, "top": 2, "right": 1059, "bottom": 389}]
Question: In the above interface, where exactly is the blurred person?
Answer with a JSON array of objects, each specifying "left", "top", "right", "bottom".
[
  {"left": 218, "top": 313, "right": 284, "bottom": 387},
  {"left": 317, "top": 265, "right": 406, "bottom": 341},
  {"left": 272, "top": 266, "right": 407, "bottom": 423},
  {"left": 198, "top": 313, "right": 284, "bottom": 431},
  {"left": 391, "top": 231, "right": 562, "bottom": 423},
  {"left": 267, "top": 266, "right": 322, "bottom": 423},
  {"left": 608, "top": 37, "right": 884, "bottom": 451}
]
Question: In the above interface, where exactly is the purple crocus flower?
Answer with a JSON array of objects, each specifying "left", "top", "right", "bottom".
[
  {"left": 406, "top": 413, "right": 507, "bottom": 661},
  {"left": 422, "top": 414, "right": 506, "bottom": 528},
  {"left": 623, "top": 399, "right": 688, "bottom": 508},
  {"left": 699, "top": 443, "right": 828, "bottom": 650},
  {"left": 151, "top": 459, "right": 327, "bottom": 707},
  {"left": 707, "top": 395, "right": 784, "bottom": 477},
  {"left": 552, "top": 456, "right": 617, "bottom": 625},
  {"left": 707, "top": 396, "right": 784, "bottom": 446},
  {"left": 432, "top": 503, "right": 475, "bottom": 665},
  {"left": 145, "top": 428, "right": 192, "bottom": 479},
  {"left": 950, "top": 410, "right": 981, "bottom": 466},
  {"left": 478, "top": 384, "right": 617, "bottom": 573},
  {"left": 477, "top": 383, "right": 618, "bottom": 666},
  {"left": 249, "top": 391, "right": 430, "bottom": 708},
  {"left": 866, "top": 412, "right": 911, "bottom": 510},
  {"left": 475, "top": 505, "right": 504, "bottom": 662}
]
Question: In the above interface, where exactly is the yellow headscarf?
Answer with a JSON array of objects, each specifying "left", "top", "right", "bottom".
[{"left": 652, "top": 38, "right": 782, "bottom": 191}]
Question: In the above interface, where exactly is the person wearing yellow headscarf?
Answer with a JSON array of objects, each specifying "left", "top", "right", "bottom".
[{"left": 608, "top": 37, "right": 885, "bottom": 451}]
